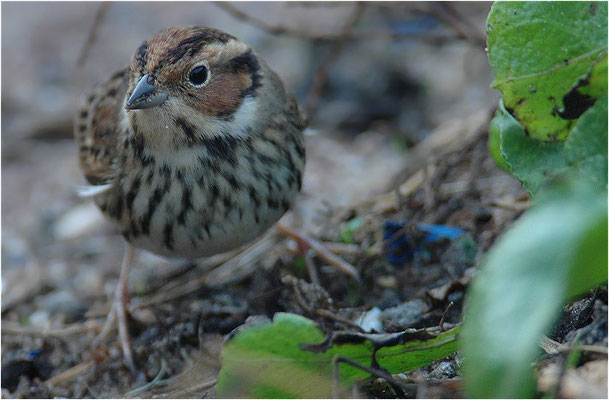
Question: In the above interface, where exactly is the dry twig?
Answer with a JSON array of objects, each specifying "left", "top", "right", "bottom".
[
  {"left": 277, "top": 224, "right": 361, "bottom": 282},
  {"left": 214, "top": 2, "right": 469, "bottom": 43},
  {"left": 1, "top": 320, "right": 101, "bottom": 338},
  {"left": 303, "top": 3, "right": 366, "bottom": 123},
  {"left": 76, "top": 2, "right": 111, "bottom": 68},
  {"left": 332, "top": 355, "right": 414, "bottom": 398},
  {"left": 45, "top": 360, "right": 95, "bottom": 387}
]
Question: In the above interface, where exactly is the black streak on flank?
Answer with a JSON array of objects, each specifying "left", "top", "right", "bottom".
[
  {"left": 177, "top": 187, "right": 192, "bottom": 225},
  {"left": 141, "top": 187, "right": 165, "bottom": 235},
  {"left": 226, "top": 174, "right": 240, "bottom": 190},
  {"left": 226, "top": 50, "right": 262, "bottom": 98},
  {"left": 201, "top": 136, "right": 239, "bottom": 165},
  {"left": 126, "top": 175, "right": 141, "bottom": 214},
  {"left": 175, "top": 117, "right": 197, "bottom": 143},
  {"left": 163, "top": 222, "right": 174, "bottom": 251},
  {"left": 248, "top": 185, "right": 260, "bottom": 205}
]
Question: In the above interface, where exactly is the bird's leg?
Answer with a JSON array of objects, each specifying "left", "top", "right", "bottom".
[
  {"left": 116, "top": 243, "right": 136, "bottom": 373},
  {"left": 92, "top": 243, "right": 136, "bottom": 373}
]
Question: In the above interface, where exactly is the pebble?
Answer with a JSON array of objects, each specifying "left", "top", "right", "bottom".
[
  {"left": 428, "top": 361, "right": 457, "bottom": 380},
  {"left": 37, "top": 291, "right": 87, "bottom": 322},
  {"left": 28, "top": 310, "right": 51, "bottom": 330},
  {"left": 381, "top": 299, "right": 430, "bottom": 330},
  {"left": 52, "top": 203, "right": 105, "bottom": 241},
  {"left": 356, "top": 307, "right": 383, "bottom": 332}
]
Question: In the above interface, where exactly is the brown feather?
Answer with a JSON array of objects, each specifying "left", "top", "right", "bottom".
[{"left": 74, "top": 68, "right": 129, "bottom": 185}]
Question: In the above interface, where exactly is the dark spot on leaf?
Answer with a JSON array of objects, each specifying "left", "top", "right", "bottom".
[
  {"left": 555, "top": 87, "right": 596, "bottom": 120},
  {"left": 589, "top": 3, "right": 597, "bottom": 15}
]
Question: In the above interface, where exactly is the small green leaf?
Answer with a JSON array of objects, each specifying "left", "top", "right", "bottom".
[
  {"left": 487, "top": 2, "right": 607, "bottom": 141},
  {"left": 492, "top": 99, "right": 569, "bottom": 194},
  {"left": 340, "top": 217, "right": 364, "bottom": 244},
  {"left": 217, "top": 313, "right": 460, "bottom": 398},
  {"left": 462, "top": 182, "right": 608, "bottom": 398},
  {"left": 488, "top": 115, "right": 510, "bottom": 172}
]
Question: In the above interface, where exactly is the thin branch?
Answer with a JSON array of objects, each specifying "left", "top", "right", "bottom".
[
  {"left": 540, "top": 335, "right": 609, "bottom": 355},
  {"left": 428, "top": 2, "right": 486, "bottom": 48},
  {"left": 124, "top": 359, "right": 169, "bottom": 397},
  {"left": 276, "top": 224, "right": 361, "bottom": 282},
  {"left": 45, "top": 360, "right": 95, "bottom": 387},
  {"left": 214, "top": 2, "right": 466, "bottom": 43},
  {"left": 76, "top": 2, "right": 111, "bottom": 68},
  {"left": 303, "top": 3, "right": 366, "bottom": 123},
  {"left": 438, "top": 301, "right": 454, "bottom": 332},
  {"left": 332, "top": 355, "right": 415, "bottom": 397},
  {"left": 1, "top": 320, "right": 101, "bottom": 338}
]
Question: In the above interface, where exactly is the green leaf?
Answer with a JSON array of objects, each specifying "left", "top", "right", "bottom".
[
  {"left": 462, "top": 182, "right": 608, "bottom": 398},
  {"left": 564, "top": 94, "right": 608, "bottom": 191},
  {"left": 216, "top": 313, "right": 460, "bottom": 398},
  {"left": 487, "top": 2, "right": 608, "bottom": 141},
  {"left": 488, "top": 115, "right": 510, "bottom": 172},
  {"left": 491, "top": 99, "right": 569, "bottom": 194}
]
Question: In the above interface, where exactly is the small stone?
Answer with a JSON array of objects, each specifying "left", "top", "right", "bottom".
[
  {"left": 37, "top": 291, "right": 87, "bottom": 322},
  {"left": 52, "top": 203, "right": 105, "bottom": 241},
  {"left": 28, "top": 310, "right": 50, "bottom": 331},
  {"left": 428, "top": 361, "right": 457, "bottom": 379},
  {"left": 381, "top": 299, "right": 430, "bottom": 330},
  {"left": 74, "top": 268, "right": 104, "bottom": 295},
  {"left": 356, "top": 307, "right": 383, "bottom": 332},
  {"left": 376, "top": 275, "right": 397, "bottom": 289}
]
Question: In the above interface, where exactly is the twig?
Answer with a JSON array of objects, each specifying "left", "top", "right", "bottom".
[
  {"left": 320, "top": 242, "right": 362, "bottom": 256},
  {"left": 316, "top": 309, "right": 365, "bottom": 333},
  {"left": 303, "top": 3, "right": 366, "bottom": 123},
  {"left": 124, "top": 359, "right": 168, "bottom": 397},
  {"left": 540, "top": 335, "right": 609, "bottom": 355},
  {"left": 1, "top": 320, "right": 101, "bottom": 338},
  {"left": 284, "top": 275, "right": 364, "bottom": 332},
  {"left": 76, "top": 2, "right": 111, "bottom": 68},
  {"left": 276, "top": 224, "right": 361, "bottom": 282},
  {"left": 417, "top": 2, "right": 486, "bottom": 48},
  {"left": 130, "top": 233, "right": 278, "bottom": 310},
  {"left": 438, "top": 301, "right": 454, "bottom": 332},
  {"left": 214, "top": 2, "right": 467, "bottom": 43},
  {"left": 45, "top": 360, "right": 95, "bottom": 387},
  {"left": 165, "top": 379, "right": 218, "bottom": 398},
  {"left": 332, "top": 355, "right": 415, "bottom": 398},
  {"left": 303, "top": 247, "right": 320, "bottom": 286}
]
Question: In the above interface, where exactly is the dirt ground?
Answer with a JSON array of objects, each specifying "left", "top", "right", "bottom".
[{"left": 1, "top": 2, "right": 606, "bottom": 398}]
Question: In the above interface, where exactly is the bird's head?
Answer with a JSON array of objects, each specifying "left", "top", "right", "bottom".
[{"left": 125, "top": 26, "right": 267, "bottom": 147}]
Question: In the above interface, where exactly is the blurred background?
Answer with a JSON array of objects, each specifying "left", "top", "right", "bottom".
[
  {"left": 2, "top": 1, "right": 495, "bottom": 270},
  {"left": 2, "top": 2, "right": 508, "bottom": 397}
]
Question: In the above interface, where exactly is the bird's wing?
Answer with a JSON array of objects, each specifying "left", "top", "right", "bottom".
[{"left": 74, "top": 68, "right": 129, "bottom": 186}]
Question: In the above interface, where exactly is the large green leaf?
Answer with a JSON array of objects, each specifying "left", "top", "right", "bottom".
[
  {"left": 216, "top": 313, "right": 460, "bottom": 398},
  {"left": 487, "top": 2, "right": 608, "bottom": 141},
  {"left": 462, "top": 182, "right": 608, "bottom": 398},
  {"left": 564, "top": 93, "right": 608, "bottom": 191},
  {"left": 491, "top": 99, "right": 568, "bottom": 194}
]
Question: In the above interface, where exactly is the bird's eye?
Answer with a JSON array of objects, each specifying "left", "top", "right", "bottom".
[{"left": 189, "top": 65, "right": 208, "bottom": 86}]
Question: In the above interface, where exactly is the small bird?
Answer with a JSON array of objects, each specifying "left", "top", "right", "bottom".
[{"left": 74, "top": 26, "right": 305, "bottom": 371}]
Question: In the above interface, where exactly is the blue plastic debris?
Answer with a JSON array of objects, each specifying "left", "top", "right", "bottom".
[
  {"left": 382, "top": 221, "right": 465, "bottom": 266},
  {"left": 25, "top": 349, "right": 41, "bottom": 361},
  {"left": 383, "top": 220, "right": 413, "bottom": 265},
  {"left": 417, "top": 223, "right": 464, "bottom": 242}
]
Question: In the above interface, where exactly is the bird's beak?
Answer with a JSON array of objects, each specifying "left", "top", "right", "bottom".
[{"left": 125, "top": 74, "right": 168, "bottom": 110}]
